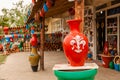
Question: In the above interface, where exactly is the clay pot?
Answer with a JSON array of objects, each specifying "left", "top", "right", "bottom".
[
  {"left": 46, "top": 0, "right": 52, "bottom": 8},
  {"left": 63, "top": 19, "right": 88, "bottom": 66},
  {"left": 40, "top": 8, "right": 45, "bottom": 17},
  {"left": 30, "top": 34, "right": 37, "bottom": 46},
  {"left": 103, "top": 41, "right": 109, "bottom": 55},
  {"left": 29, "top": 47, "right": 40, "bottom": 72},
  {"left": 31, "top": 65, "right": 38, "bottom": 72},
  {"left": 3, "top": 27, "right": 9, "bottom": 34}
]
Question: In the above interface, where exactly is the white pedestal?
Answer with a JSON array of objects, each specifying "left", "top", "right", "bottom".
[{"left": 53, "top": 63, "right": 99, "bottom": 70}]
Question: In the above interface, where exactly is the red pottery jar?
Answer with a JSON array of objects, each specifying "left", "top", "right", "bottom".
[
  {"left": 3, "top": 27, "right": 9, "bottom": 34},
  {"left": 63, "top": 19, "right": 88, "bottom": 66},
  {"left": 40, "top": 8, "right": 45, "bottom": 17},
  {"left": 46, "top": 0, "right": 52, "bottom": 8},
  {"left": 30, "top": 34, "right": 37, "bottom": 47},
  {"left": 103, "top": 41, "right": 109, "bottom": 55}
]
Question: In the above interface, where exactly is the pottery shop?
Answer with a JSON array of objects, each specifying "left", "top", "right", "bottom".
[
  {"left": 39, "top": 0, "right": 120, "bottom": 60},
  {"left": 28, "top": 0, "right": 120, "bottom": 59},
  {"left": 25, "top": 0, "right": 120, "bottom": 72}
]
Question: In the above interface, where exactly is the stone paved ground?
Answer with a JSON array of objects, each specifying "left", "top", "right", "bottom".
[{"left": 0, "top": 51, "right": 120, "bottom": 80}]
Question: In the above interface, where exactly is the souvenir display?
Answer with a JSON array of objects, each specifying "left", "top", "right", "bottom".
[
  {"left": 107, "top": 16, "right": 119, "bottom": 55},
  {"left": 84, "top": 6, "right": 94, "bottom": 58}
]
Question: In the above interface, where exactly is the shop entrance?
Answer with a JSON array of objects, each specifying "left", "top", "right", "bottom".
[{"left": 96, "top": 11, "right": 106, "bottom": 59}]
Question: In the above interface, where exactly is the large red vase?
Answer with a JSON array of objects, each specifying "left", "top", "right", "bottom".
[{"left": 63, "top": 19, "right": 88, "bottom": 66}]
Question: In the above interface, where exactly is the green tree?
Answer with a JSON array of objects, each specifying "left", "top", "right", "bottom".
[{"left": 0, "top": 0, "right": 30, "bottom": 27}]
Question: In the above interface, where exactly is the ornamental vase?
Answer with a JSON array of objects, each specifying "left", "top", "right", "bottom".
[{"left": 63, "top": 19, "right": 88, "bottom": 66}]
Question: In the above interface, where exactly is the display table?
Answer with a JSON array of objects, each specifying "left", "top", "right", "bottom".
[
  {"left": 53, "top": 63, "right": 98, "bottom": 80},
  {"left": 99, "top": 54, "right": 114, "bottom": 68}
]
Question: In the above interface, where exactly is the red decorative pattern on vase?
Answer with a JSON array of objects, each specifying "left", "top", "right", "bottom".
[{"left": 63, "top": 19, "right": 88, "bottom": 66}]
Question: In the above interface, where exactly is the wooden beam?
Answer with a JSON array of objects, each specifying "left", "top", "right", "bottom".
[
  {"left": 46, "top": 2, "right": 74, "bottom": 18},
  {"left": 26, "top": 0, "right": 46, "bottom": 24},
  {"left": 75, "top": 0, "right": 84, "bottom": 33}
]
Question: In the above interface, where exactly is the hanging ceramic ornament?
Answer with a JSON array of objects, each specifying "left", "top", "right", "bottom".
[
  {"left": 11, "top": 34, "right": 14, "bottom": 38},
  {"left": 32, "top": 0, "right": 36, "bottom": 5},
  {"left": 5, "top": 37, "right": 10, "bottom": 43},
  {"left": 20, "top": 29, "right": 23, "bottom": 34},
  {"left": 34, "top": 12, "right": 40, "bottom": 23},
  {"left": 31, "top": 26, "right": 34, "bottom": 30},
  {"left": 14, "top": 34, "right": 18, "bottom": 38},
  {"left": 43, "top": 3, "right": 48, "bottom": 12},
  {"left": 40, "top": 8, "right": 45, "bottom": 17},
  {"left": 18, "top": 34, "right": 21, "bottom": 38},
  {"left": 50, "top": 0, "right": 55, "bottom": 6},
  {"left": 46, "top": 0, "right": 52, "bottom": 8},
  {"left": 39, "top": 23, "right": 42, "bottom": 29},
  {"left": 26, "top": 34, "right": 30, "bottom": 39},
  {"left": 28, "top": 9, "right": 31, "bottom": 16},
  {"left": 31, "top": 30, "right": 35, "bottom": 34},
  {"left": 26, "top": 24, "right": 29, "bottom": 29},
  {"left": 10, "top": 37, "right": 13, "bottom": 42},
  {"left": 3, "top": 27, "right": 9, "bottom": 34}
]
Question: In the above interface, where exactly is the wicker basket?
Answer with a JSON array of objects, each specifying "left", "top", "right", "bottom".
[{"left": 114, "top": 55, "right": 120, "bottom": 64}]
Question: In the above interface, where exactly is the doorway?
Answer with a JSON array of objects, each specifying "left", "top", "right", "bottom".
[{"left": 96, "top": 11, "right": 106, "bottom": 59}]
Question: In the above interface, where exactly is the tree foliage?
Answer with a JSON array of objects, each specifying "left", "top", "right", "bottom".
[{"left": 0, "top": 0, "right": 30, "bottom": 27}]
